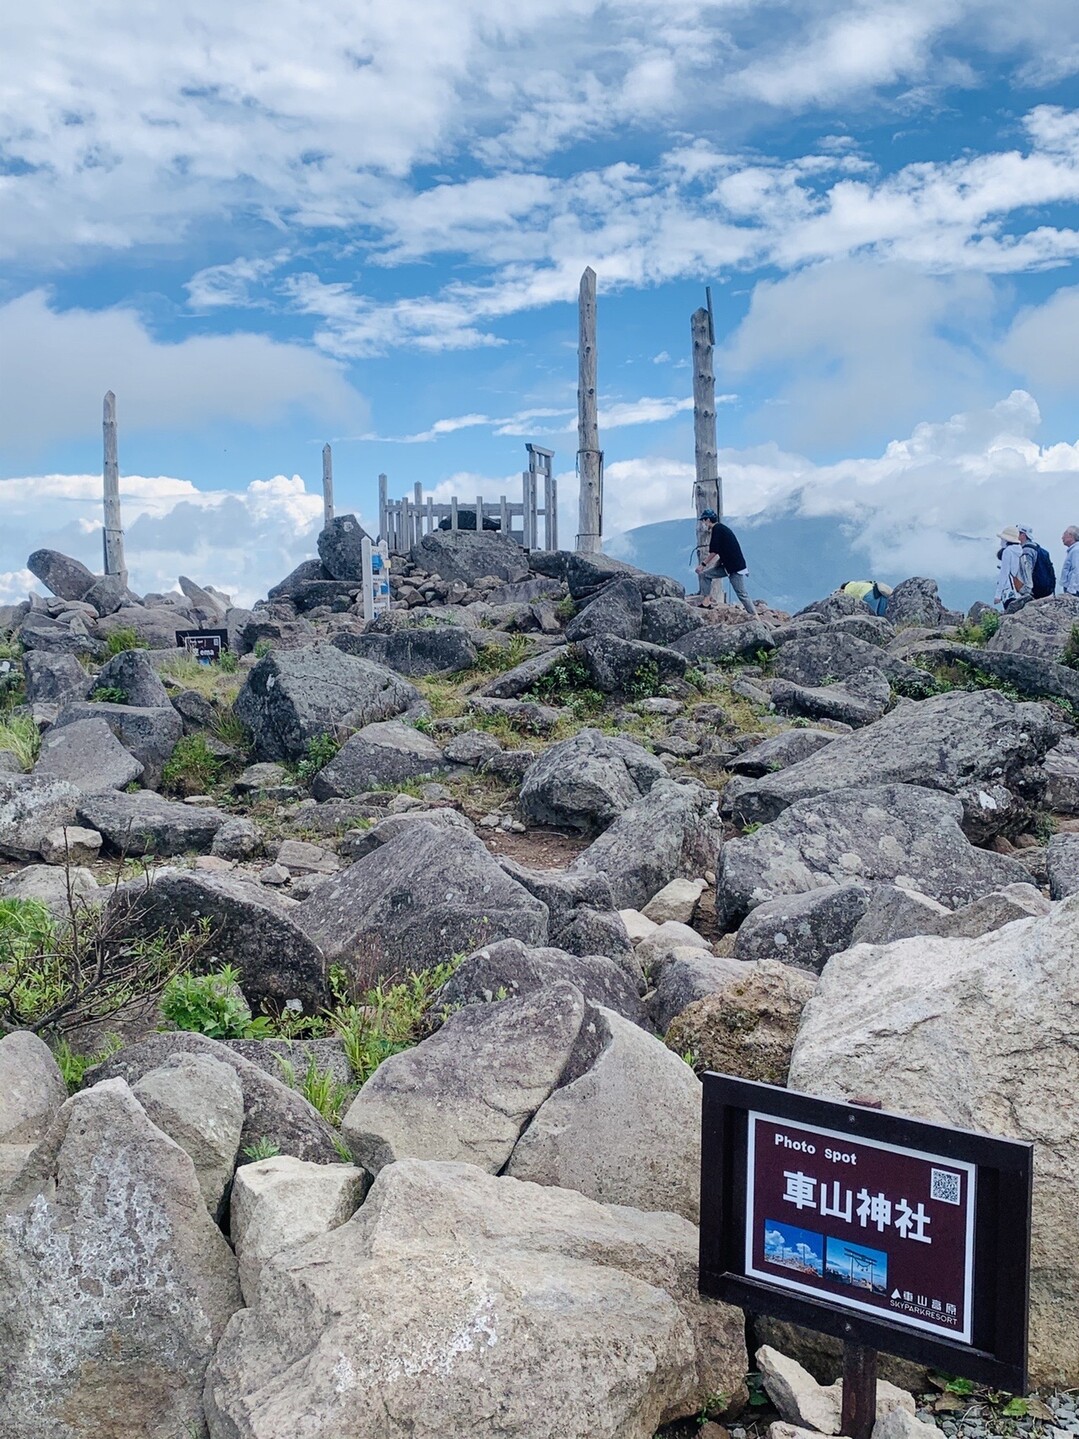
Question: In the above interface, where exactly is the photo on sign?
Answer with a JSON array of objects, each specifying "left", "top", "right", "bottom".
[
  {"left": 763, "top": 1220, "right": 824, "bottom": 1277},
  {"left": 825, "top": 1236, "right": 888, "bottom": 1295}
]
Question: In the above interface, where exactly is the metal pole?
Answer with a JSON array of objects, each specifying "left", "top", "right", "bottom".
[
  {"left": 102, "top": 391, "right": 127, "bottom": 583},
  {"left": 841, "top": 1342, "right": 877, "bottom": 1439},
  {"left": 322, "top": 444, "right": 334, "bottom": 530},
  {"left": 576, "top": 266, "right": 602, "bottom": 553}
]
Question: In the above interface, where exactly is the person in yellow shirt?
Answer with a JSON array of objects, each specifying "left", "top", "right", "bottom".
[{"left": 840, "top": 580, "right": 893, "bottom": 616}]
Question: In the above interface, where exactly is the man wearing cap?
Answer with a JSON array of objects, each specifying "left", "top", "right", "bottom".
[
  {"left": 994, "top": 526, "right": 1034, "bottom": 612},
  {"left": 695, "top": 510, "right": 757, "bottom": 615},
  {"left": 1016, "top": 523, "right": 1055, "bottom": 599}
]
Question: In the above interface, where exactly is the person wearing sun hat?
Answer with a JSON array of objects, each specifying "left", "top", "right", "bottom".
[{"left": 994, "top": 525, "right": 1034, "bottom": 612}]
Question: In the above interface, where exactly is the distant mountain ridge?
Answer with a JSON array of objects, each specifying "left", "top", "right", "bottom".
[{"left": 609, "top": 512, "right": 988, "bottom": 616}]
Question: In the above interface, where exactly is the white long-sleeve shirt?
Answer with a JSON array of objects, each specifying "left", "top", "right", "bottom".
[
  {"left": 1061, "top": 541, "right": 1079, "bottom": 596},
  {"left": 994, "top": 543, "right": 1033, "bottom": 605}
]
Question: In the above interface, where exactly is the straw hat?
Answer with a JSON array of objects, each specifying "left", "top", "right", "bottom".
[{"left": 998, "top": 526, "right": 1022, "bottom": 544}]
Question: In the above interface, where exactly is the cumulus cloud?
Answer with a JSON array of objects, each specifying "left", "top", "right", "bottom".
[
  {"left": 0, "top": 471, "right": 343, "bottom": 608},
  {"left": 0, "top": 291, "right": 368, "bottom": 458}
]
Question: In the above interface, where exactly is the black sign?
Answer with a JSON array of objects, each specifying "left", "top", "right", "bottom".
[
  {"left": 175, "top": 628, "right": 229, "bottom": 664},
  {"left": 699, "top": 1075, "right": 1032, "bottom": 1392}
]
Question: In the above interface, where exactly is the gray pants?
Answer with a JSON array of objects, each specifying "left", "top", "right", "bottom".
[{"left": 703, "top": 566, "right": 757, "bottom": 616}]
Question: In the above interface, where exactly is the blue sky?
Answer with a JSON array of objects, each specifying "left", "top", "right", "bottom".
[{"left": 1, "top": 1, "right": 1078, "bottom": 604}]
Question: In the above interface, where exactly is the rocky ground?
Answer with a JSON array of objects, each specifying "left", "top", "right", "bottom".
[{"left": 1, "top": 519, "right": 1079, "bottom": 1438}]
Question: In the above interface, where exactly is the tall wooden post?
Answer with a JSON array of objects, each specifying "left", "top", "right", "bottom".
[
  {"left": 102, "top": 391, "right": 127, "bottom": 583},
  {"left": 321, "top": 444, "right": 335, "bottom": 530},
  {"left": 576, "top": 266, "right": 602, "bottom": 553},
  {"left": 691, "top": 305, "right": 721, "bottom": 517},
  {"left": 841, "top": 1343, "right": 878, "bottom": 1439}
]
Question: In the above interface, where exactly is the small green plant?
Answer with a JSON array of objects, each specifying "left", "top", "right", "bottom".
[
  {"left": 104, "top": 627, "right": 148, "bottom": 656},
  {"left": 554, "top": 596, "right": 576, "bottom": 622},
  {"left": 529, "top": 647, "right": 605, "bottom": 717},
  {"left": 954, "top": 611, "right": 1002, "bottom": 646},
  {"left": 0, "top": 713, "right": 41, "bottom": 771},
  {"left": 276, "top": 1054, "right": 352, "bottom": 1127},
  {"left": 296, "top": 731, "right": 342, "bottom": 782},
  {"left": 1031, "top": 810, "right": 1055, "bottom": 845},
  {"left": 332, "top": 1134, "right": 353, "bottom": 1163},
  {"left": 739, "top": 820, "right": 762, "bottom": 836},
  {"left": 242, "top": 1137, "right": 281, "bottom": 1162},
  {"left": 218, "top": 648, "right": 239, "bottom": 674},
  {"left": 471, "top": 634, "right": 530, "bottom": 675},
  {"left": 212, "top": 706, "right": 252, "bottom": 751},
  {"left": 626, "top": 659, "right": 662, "bottom": 701},
  {"left": 52, "top": 1034, "right": 122, "bottom": 1091},
  {"left": 90, "top": 684, "right": 127, "bottom": 705},
  {"left": 745, "top": 1371, "right": 769, "bottom": 1408},
  {"left": 684, "top": 666, "right": 708, "bottom": 693},
  {"left": 161, "top": 734, "right": 226, "bottom": 796},
  {"left": 160, "top": 963, "right": 273, "bottom": 1040},
  {"left": 331, "top": 959, "right": 459, "bottom": 1085},
  {"left": 253, "top": 639, "right": 273, "bottom": 659}
]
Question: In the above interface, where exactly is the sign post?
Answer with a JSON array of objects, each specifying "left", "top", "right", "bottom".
[{"left": 699, "top": 1075, "right": 1033, "bottom": 1429}]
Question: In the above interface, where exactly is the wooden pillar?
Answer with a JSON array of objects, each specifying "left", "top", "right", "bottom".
[
  {"left": 500, "top": 494, "right": 510, "bottom": 536},
  {"left": 691, "top": 306, "right": 721, "bottom": 518},
  {"left": 321, "top": 444, "right": 335, "bottom": 530},
  {"left": 545, "top": 472, "right": 558, "bottom": 550},
  {"left": 576, "top": 266, "right": 602, "bottom": 553},
  {"left": 841, "top": 1343, "right": 877, "bottom": 1439},
  {"left": 476, "top": 494, "right": 483, "bottom": 532},
  {"left": 102, "top": 391, "right": 127, "bottom": 583},
  {"left": 450, "top": 496, "right": 459, "bottom": 530}
]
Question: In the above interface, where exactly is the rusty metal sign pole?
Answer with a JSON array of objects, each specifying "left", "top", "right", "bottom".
[{"left": 841, "top": 1342, "right": 878, "bottom": 1439}]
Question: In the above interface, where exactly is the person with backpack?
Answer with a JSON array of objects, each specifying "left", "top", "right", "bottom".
[
  {"left": 695, "top": 509, "right": 757, "bottom": 615},
  {"left": 994, "top": 526, "right": 1034, "bottom": 612},
  {"left": 1016, "top": 524, "right": 1056, "bottom": 598},
  {"left": 839, "top": 580, "right": 893, "bottom": 616}
]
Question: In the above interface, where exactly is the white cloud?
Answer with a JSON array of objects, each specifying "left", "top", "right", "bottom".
[
  {"left": 0, "top": 290, "right": 367, "bottom": 455},
  {"left": 0, "top": 471, "right": 336, "bottom": 608},
  {"left": 999, "top": 285, "right": 1079, "bottom": 395},
  {"left": 353, "top": 394, "right": 711, "bottom": 444}
]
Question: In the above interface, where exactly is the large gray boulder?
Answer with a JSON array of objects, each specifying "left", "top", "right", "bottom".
[
  {"left": 133, "top": 1053, "right": 244, "bottom": 1221},
  {"left": 729, "top": 728, "right": 836, "bottom": 777},
  {"left": 1047, "top": 834, "right": 1079, "bottom": 899},
  {"left": 506, "top": 1003, "right": 703, "bottom": 1220},
  {"left": 519, "top": 727, "right": 666, "bottom": 831},
  {"left": 579, "top": 634, "right": 686, "bottom": 693},
  {"left": 234, "top": 644, "right": 421, "bottom": 762},
  {"left": 1041, "top": 736, "right": 1079, "bottom": 815},
  {"left": 52, "top": 701, "right": 182, "bottom": 790},
  {"left": 885, "top": 576, "right": 961, "bottom": 627},
  {"left": 96, "top": 605, "right": 197, "bottom": 650},
  {"left": 92, "top": 648, "right": 172, "bottom": 707},
  {"left": 717, "top": 784, "right": 1031, "bottom": 927},
  {"left": 334, "top": 625, "right": 479, "bottom": 676},
  {"left": 436, "top": 938, "right": 645, "bottom": 1026},
  {"left": 789, "top": 896, "right": 1079, "bottom": 1387},
  {"left": 665, "top": 959, "right": 816, "bottom": 1086},
  {"left": 649, "top": 951, "right": 748, "bottom": 1033},
  {"left": 770, "top": 668, "right": 892, "bottom": 727},
  {"left": 410, "top": 528, "right": 529, "bottom": 585},
  {"left": 76, "top": 789, "right": 230, "bottom": 856},
  {"left": 570, "top": 778, "right": 722, "bottom": 911},
  {"left": 773, "top": 631, "right": 930, "bottom": 691},
  {"left": 204, "top": 1158, "right": 746, "bottom": 1439},
  {"left": 564, "top": 578, "right": 643, "bottom": 642},
  {"left": 267, "top": 558, "right": 330, "bottom": 600},
  {"left": 732, "top": 885, "right": 871, "bottom": 973},
  {"left": 107, "top": 867, "right": 329, "bottom": 1012},
  {"left": 0, "top": 1031, "right": 68, "bottom": 1144},
  {"left": 17, "top": 611, "right": 99, "bottom": 658},
  {"left": 986, "top": 594, "right": 1079, "bottom": 663},
  {"left": 640, "top": 597, "right": 705, "bottom": 647},
  {"left": 91, "top": 1031, "right": 342, "bottom": 1164},
  {"left": 294, "top": 822, "right": 549, "bottom": 980},
  {"left": 672, "top": 620, "right": 775, "bottom": 663},
  {"left": 22, "top": 651, "right": 88, "bottom": 706},
  {"left": 33, "top": 716, "right": 144, "bottom": 793},
  {"left": 26, "top": 547, "right": 96, "bottom": 601},
  {"left": 0, "top": 1079, "right": 241, "bottom": 1439},
  {"left": 84, "top": 573, "right": 141, "bottom": 616},
  {"left": 725, "top": 689, "right": 1059, "bottom": 840},
  {"left": 230, "top": 1155, "right": 368, "bottom": 1305},
  {"left": 0, "top": 774, "right": 79, "bottom": 860},
  {"left": 317, "top": 513, "right": 371, "bottom": 581},
  {"left": 342, "top": 981, "right": 589, "bottom": 1174},
  {"left": 311, "top": 720, "right": 445, "bottom": 800},
  {"left": 0, "top": 863, "right": 100, "bottom": 914}
]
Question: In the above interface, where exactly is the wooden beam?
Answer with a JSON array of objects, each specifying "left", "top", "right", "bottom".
[
  {"left": 576, "top": 266, "right": 602, "bottom": 553},
  {"left": 691, "top": 306, "right": 721, "bottom": 518},
  {"left": 102, "top": 391, "right": 127, "bottom": 583}
]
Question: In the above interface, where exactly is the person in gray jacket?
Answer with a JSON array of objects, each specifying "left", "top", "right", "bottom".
[{"left": 1061, "top": 526, "right": 1079, "bottom": 596}]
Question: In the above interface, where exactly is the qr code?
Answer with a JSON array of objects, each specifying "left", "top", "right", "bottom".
[{"left": 931, "top": 1168, "right": 962, "bottom": 1205}]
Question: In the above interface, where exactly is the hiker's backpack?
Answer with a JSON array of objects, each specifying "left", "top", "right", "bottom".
[{"left": 1031, "top": 544, "right": 1056, "bottom": 599}]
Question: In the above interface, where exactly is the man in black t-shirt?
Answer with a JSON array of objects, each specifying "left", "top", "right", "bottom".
[{"left": 695, "top": 509, "right": 757, "bottom": 615}]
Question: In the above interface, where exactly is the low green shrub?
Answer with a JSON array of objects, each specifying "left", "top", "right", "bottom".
[
  {"left": 160, "top": 963, "right": 274, "bottom": 1040},
  {"left": 0, "top": 713, "right": 41, "bottom": 771},
  {"left": 161, "top": 734, "right": 226, "bottom": 796},
  {"left": 295, "top": 731, "right": 342, "bottom": 782},
  {"left": 104, "top": 627, "right": 148, "bottom": 656},
  {"left": 90, "top": 684, "right": 127, "bottom": 705}
]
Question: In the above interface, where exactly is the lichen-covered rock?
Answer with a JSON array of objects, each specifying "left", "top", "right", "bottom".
[
  {"left": 0, "top": 774, "right": 80, "bottom": 861},
  {"left": 311, "top": 720, "right": 445, "bottom": 800},
  {"left": 520, "top": 727, "right": 666, "bottom": 832},
  {"left": 732, "top": 885, "right": 870, "bottom": 973},
  {"left": 789, "top": 896, "right": 1079, "bottom": 1386},
  {"left": 0, "top": 1079, "right": 241, "bottom": 1439},
  {"left": 0, "top": 1030, "right": 68, "bottom": 1144},
  {"left": 133, "top": 1054, "right": 245, "bottom": 1220},
  {"left": 33, "top": 716, "right": 144, "bottom": 793},
  {"left": 665, "top": 960, "right": 817, "bottom": 1085},
  {"left": 204, "top": 1158, "right": 746, "bottom": 1439}
]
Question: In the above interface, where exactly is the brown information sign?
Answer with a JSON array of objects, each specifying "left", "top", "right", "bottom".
[{"left": 699, "top": 1076, "right": 1033, "bottom": 1392}]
